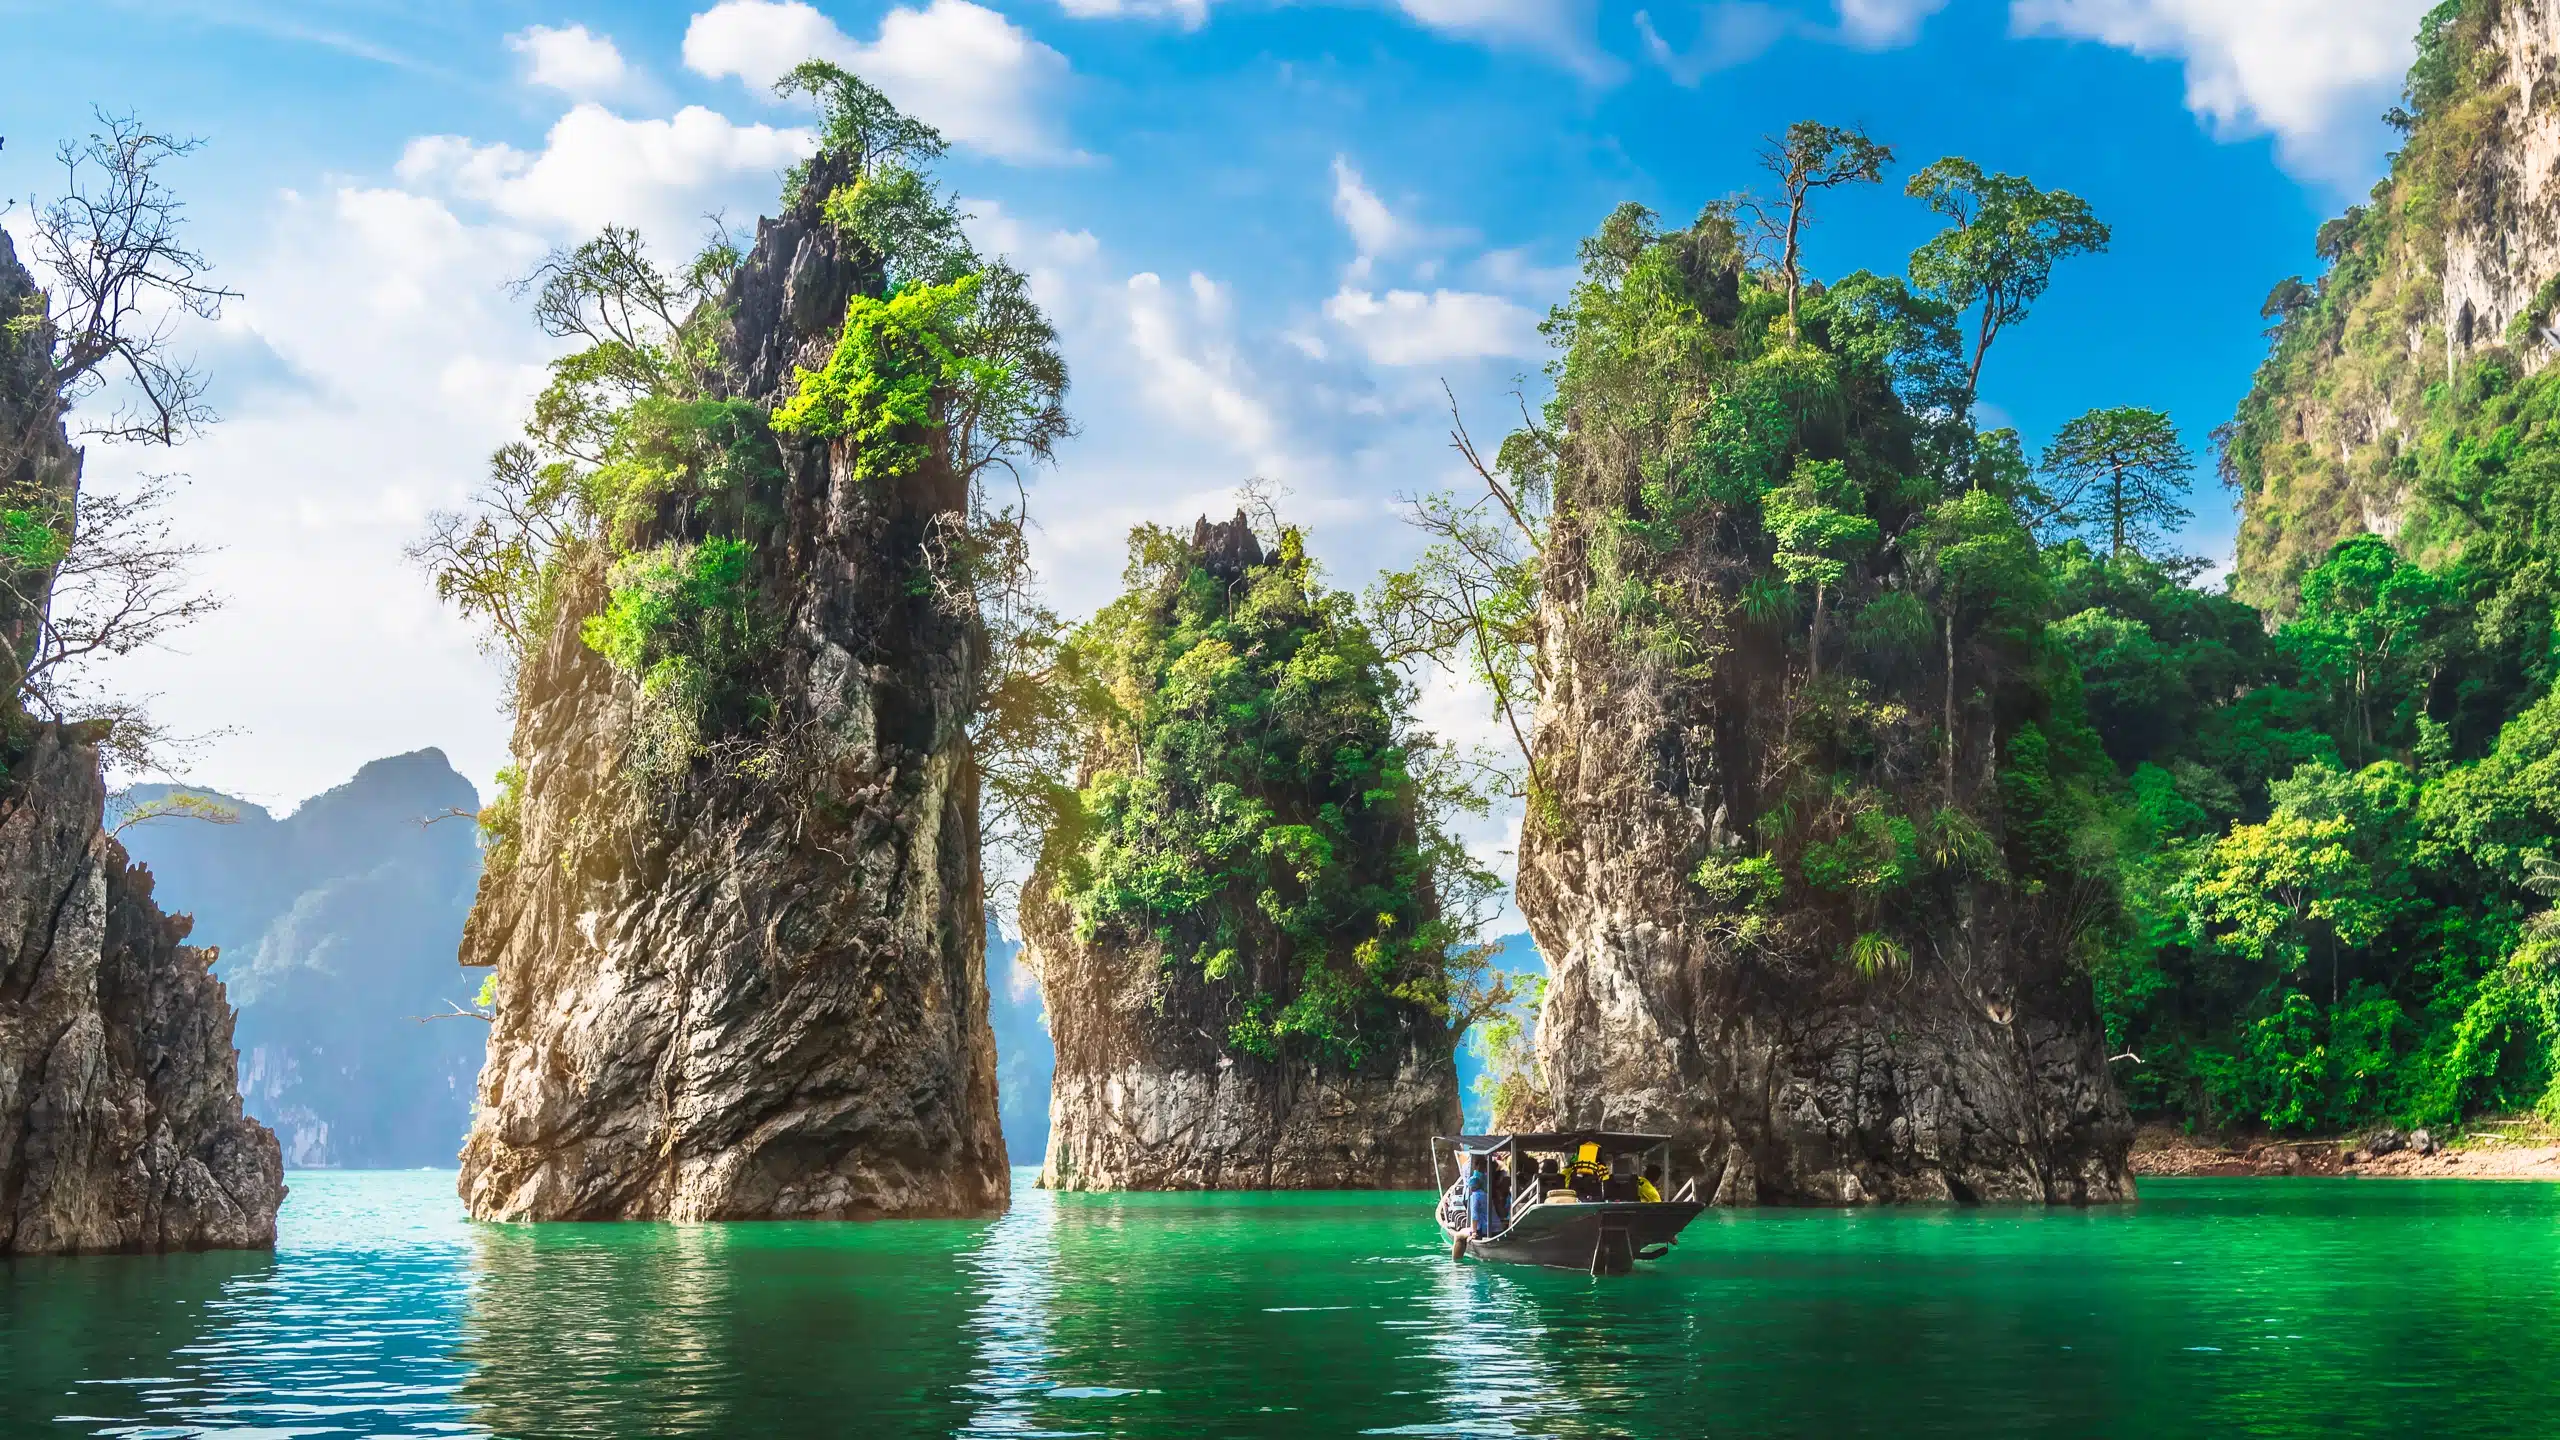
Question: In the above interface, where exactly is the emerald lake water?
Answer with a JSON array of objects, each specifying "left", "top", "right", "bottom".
[{"left": 6, "top": 1171, "right": 2560, "bottom": 1437}]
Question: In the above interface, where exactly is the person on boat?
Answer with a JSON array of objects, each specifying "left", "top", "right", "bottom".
[
  {"left": 1603, "top": 1156, "right": 1639, "bottom": 1202},
  {"left": 1465, "top": 1156, "right": 1491, "bottom": 1237},
  {"left": 1485, "top": 1156, "right": 1511, "bottom": 1230},
  {"left": 1568, "top": 1145, "right": 1604, "bottom": 1202},
  {"left": 1637, "top": 1164, "right": 1663, "bottom": 1203}
]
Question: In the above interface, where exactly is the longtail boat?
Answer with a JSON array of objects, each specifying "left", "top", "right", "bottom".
[{"left": 1432, "top": 1131, "right": 1705, "bottom": 1275}]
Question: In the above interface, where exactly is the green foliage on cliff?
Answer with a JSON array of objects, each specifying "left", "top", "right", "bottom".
[
  {"left": 2220, "top": 0, "right": 2501, "bottom": 607},
  {"left": 772, "top": 275, "right": 977, "bottom": 480},
  {"left": 2076, "top": 1, "right": 2558, "bottom": 1135},
  {"left": 1048, "top": 521, "right": 1500, "bottom": 1070},
  {"left": 2084, "top": 533, "right": 2560, "bottom": 1135},
  {"left": 1384, "top": 150, "right": 2120, "bottom": 980},
  {"left": 416, "top": 62, "right": 1069, "bottom": 813}
]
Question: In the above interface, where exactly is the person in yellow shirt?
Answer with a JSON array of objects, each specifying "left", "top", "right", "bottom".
[{"left": 1636, "top": 1164, "right": 1663, "bottom": 1203}]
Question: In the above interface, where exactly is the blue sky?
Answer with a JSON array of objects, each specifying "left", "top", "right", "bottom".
[{"left": 0, "top": 0, "right": 2434, "bottom": 813}]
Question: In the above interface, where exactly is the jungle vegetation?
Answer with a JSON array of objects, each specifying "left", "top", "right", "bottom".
[
  {"left": 1403, "top": 17, "right": 2560, "bottom": 1134},
  {"left": 1039, "top": 512, "right": 1511, "bottom": 1070}
]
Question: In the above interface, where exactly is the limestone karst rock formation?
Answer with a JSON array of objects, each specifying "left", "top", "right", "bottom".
[
  {"left": 1031, "top": 516, "right": 1461, "bottom": 1191},
  {"left": 1508, "top": 211, "right": 2133, "bottom": 1207},
  {"left": 0, "top": 232, "right": 283, "bottom": 1254},
  {"left": 2228, "top": 0, "right": 2560, "bottom": 606},
  {"left": 455, "top": 152, "right": 1008, "bottom": 1221}
]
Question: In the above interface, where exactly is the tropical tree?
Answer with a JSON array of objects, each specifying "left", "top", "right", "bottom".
[
  {"left": 1744, "top": 121, "right": 1894, "bottom": 344},
  {"left": 2278, "top": 536, "right": 2449, "bottom": 768},
  {"left": 1905, "top": 159, "right": 2110, "bottom": 411},
  {"left": 2032, "top": 406, "right": 2195, "bottom": 559},
  {"left": 1763, "top": 456, "right": 1878, "bottom": 692}
]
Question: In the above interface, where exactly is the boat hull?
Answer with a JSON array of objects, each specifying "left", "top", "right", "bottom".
[{"left": 1441, "top": 1200, "right": 1705, "bottom": 1274}]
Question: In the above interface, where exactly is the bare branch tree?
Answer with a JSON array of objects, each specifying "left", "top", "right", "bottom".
[
  {"left": 10, "top": 476, "right": 221, "bottom": 726},
  {"left": 23, "top": 110, "right": 238, "bottom": 448}
]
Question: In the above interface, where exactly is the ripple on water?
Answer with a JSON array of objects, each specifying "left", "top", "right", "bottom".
[{"left": 7, "top": 1173, "right": 2560, "bottom": 1438}]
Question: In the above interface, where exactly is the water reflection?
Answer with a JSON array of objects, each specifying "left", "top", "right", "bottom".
[
  {"left": 458, "top": 1208, "right": 994, "bottom": 1437},
  {"left": 8, "top": 1174, "right": 2560, "bottom": 1438}
]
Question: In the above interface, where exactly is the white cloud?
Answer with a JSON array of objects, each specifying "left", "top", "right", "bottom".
[
  {"left": 397, "top": 103, "right": 811, "bottom": 240},
  {"left": 1333, "top": 156, "right": 1416, "bottom": 262},
  {"left": 92, "top": 185, "right": 555, "bottom": 808},
  {"left": 1634, "top": 3, "right": 1789, "bottom": 84},
  {"left": 1391, "top": 0, "right": 1619, "bottom": 80},
  {"left": 1056, "top": 0, "right": 1211, "bottom": 27},
  {"left": 683, "top": 0, "right": 1078, "bottom": 163},
  {"left": 1837, "top": 0, "right": 1945, "bottom": 48},
  {"left": 1324, "top": 286, "right": 1540, "bottom": 365},
  {"left": 507, "top": 23, "right": 631, "bottom": 98},
  {"left": 1127, "top": 271, "right": 1280, "bottom": 457},
  {"left": 2012, "top": 0, "right": 2434, "bottom": 185}
]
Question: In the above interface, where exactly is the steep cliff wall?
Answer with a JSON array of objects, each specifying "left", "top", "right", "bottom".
[
  {"left": 1031, "top": 517, "right": 1460, "bottom": 1191},
  {"left": 0, "top": 233, "right": 282, "bottom": 1253},
  {"left": 2228, "top": 0, "right": 2560, "bottom": 607},
  {"left": 1510, "top": 209, "right": 2132, "bottom": 1206},
  {"left": 456, "top": 154, "right": 1008, "bottom": 1221}
]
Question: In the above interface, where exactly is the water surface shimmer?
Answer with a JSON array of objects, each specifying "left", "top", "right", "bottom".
[{"left": 7, "top": 1169, "right": 2560, "bottom": 1436}]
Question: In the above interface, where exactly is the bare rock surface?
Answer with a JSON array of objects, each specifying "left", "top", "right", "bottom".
[
  {"left": 1517, "top": 652, "right": 2134, "bottom": 1206},
  {"left": 0, "top": 233, "right": 282, "bottom": 1254},
  {"left": 456, "top": 156, "right": 1007, "bottom": 1222},
  {"left": 1029, "top": 888, "right": 1456, "bottom": 1192}
]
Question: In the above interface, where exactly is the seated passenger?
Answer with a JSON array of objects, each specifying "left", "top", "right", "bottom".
[
  {"left": 1487, "top": 1161, "right": 1511, "bottom": 1227},
  {"left": 1569, "top": 1144, "right": 1604, "bottom": 1202},
  {"left": 1637, "top": 1165, "right": 1663, "bottom": 1203},
  {"left": 1603, "top": 1156, "right": 1639, "bottom": 1203},
  {"left": 1537, "top": 1157, "right": 1570, "bottom": 1203},
  {"left": 1465, "top": 1159, "right": 1491, "bottom": 1237}
]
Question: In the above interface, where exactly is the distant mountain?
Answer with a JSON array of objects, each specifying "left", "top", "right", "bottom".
[{"left": 117, "top": 750, "right": 487, "bottom": 1168}]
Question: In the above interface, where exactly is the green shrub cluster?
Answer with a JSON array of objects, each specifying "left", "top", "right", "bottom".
[{"left": 1048, "top": 524, "right": 1476, "bottom": 1070}]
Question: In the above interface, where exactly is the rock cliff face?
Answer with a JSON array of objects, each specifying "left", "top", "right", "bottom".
[
  {"left": 1031, "top": 517, "right": 1460, "bottom": 1191},
  {"left": 1032, "top": 878, "right": 1457, "bottom": 1190},
  {"left": 0, "top": 233, "right": 282, "bottom": 1253},
  {"left": 456, "top": 156, "right": 1008, "bottom": 1221},
  {"left": 1508, "top": 209, "right": 2132, "bottom": 1207},
  {"left": 1517, "top": 653, "right": 2134, "bottom": 1205},
  {"left": 2228, "top": 0, "right": 2560, "bottom": 606}
]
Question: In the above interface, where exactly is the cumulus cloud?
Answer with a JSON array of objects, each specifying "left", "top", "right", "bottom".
[
  {"left": 683, "top": 0, "right": 1078, "bottom": 163},
  {"left": 397, "top": 103, "right": 811, "bottom": 241},
  {"left": 93, "top": 185, "right": 555, "bottom": 806},
  {"left": 1333, "top": 156, "right": 1419, "bottom": 263},
  {"left": 1323, "top": 286, "right": 1540, "bottom": 365},
  {"left": 2012, "top": 0, "right": 2434, "bottom": 185},
  {"left": 507, "top": 23, "right": 632, "bottom": 98}
]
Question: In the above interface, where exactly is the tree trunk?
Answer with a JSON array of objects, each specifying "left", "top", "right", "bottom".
[
  {"left": 1943, "top": 608, "right": 1957, "bottom": 805},
  {"left": 1810, "top": 581, "right": 1827, "bottom": 690}
]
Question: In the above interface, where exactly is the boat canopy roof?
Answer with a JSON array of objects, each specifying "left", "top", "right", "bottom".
[{"left": 1437, "top": 1132, "right": 1671, "bottom": 1153}]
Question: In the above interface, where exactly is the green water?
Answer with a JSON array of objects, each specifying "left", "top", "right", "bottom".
[{"left": 5, "top": 1171, "right": 2560, "bottom": 1437}]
